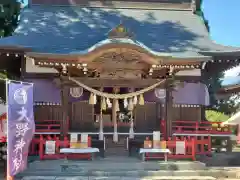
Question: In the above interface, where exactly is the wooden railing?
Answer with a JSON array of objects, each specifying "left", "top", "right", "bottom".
[
  {"left": 35, "top": 118, "right": 69, "bottom": 132},
  {"left": 161, "top": 120, "right": 232, "bottom": 136}
]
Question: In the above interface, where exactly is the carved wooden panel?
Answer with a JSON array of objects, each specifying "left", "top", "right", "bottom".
[
  {"left": 99, "top": 69, "right": 142, "bottom": 79},
  {"left": 90, "top": 51, "right": 148, "bottom": 79}
]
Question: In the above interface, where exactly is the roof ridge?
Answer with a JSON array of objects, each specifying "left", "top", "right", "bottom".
[
  {"left": 28, "top": 5, "right": 193, "bottom": 12},
  {"left": 29, "top": 1, "right": 193, "bottom": 11}
]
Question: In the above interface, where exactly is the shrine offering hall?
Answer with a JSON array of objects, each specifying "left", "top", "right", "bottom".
[{"left": 0, "top": 0, "right": 240, "bottom": 158}]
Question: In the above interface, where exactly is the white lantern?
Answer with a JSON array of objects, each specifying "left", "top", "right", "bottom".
[
  {"left": 155, "top": 88, "right": 166, "bottom": 99},
  {"left": 70, "top": 87, "right": 83, "bottom": 98}
]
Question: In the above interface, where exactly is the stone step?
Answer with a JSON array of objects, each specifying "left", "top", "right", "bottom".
[
  {"left": 16, "top": 169, "right": 240, "bottom": 179},
  {"left": 106, "top": 144, "right": 126, "bottom": 148},
  {"left": 20, "top": 176, "right": 218, "bottom": 180},
  {"left": 19, "top": 159, "right": 208, "bottom": 171},
  {"left": 105, "top": 152, "right": 128, "bottom": 156}
]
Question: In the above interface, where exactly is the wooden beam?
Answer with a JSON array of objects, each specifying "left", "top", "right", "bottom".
[{"left": 54, "top": 77, "right": 165, "bottom": 88}]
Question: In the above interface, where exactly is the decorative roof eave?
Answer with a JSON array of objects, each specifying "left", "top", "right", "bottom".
[
  {"left": 0, "top": 45, "right": 31, "bottom": 52},
  {"left": 26, "top": 41, "right": 209, "bottom": 66},
  {"left": 198, "top": 41, "right": 240, "bottom": 57},
  {"left": 199, "top": 50, "right": 240, "bottom": 57}
]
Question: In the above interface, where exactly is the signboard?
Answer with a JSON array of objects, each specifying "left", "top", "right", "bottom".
[
  {"left": 81, "top": 133, "right": 88, "bottom": 143},
  {"left": 45, "top": 141, "right": 56, "bottom": 154},
  {"left": 153, "top": 131, "right": 161, "bottom": 141},
  {"left": 176, "top": 141, "right": 185, "bottom": 155},
  {"left": 70, "top": 133, "right": 78, "bottom": 142},
  {"left": 8, "top": 82, "right": 35, "bottom": 176}
]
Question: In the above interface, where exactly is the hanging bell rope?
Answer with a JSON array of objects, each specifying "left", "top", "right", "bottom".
[{"left": 69, "top": 76, "right": 165, "bottom": 99}]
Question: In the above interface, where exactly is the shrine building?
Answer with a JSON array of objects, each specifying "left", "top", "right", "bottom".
[{"left": 0, "top": 0, "right": 240, "bottom": 151}]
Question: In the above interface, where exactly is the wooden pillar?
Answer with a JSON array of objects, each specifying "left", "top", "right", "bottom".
[
  {"left": 99, "top": 98, "right": 104, "bottom": 140},
  {"left": 165, "top": 80, "right": 173, "bottom": 139},
  {"left": 200, "top": 105, "right": 206, "bottom": 122},
  {"left": 112, "top": 99, "right": 118, "bottom": 142},
  {"left": 60, "top": 78, "right": 69, "bottom": 139}
]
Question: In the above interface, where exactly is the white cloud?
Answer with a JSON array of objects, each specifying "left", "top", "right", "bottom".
[{"left": 224, "top": 65, "right": 240, "bottom": 77}]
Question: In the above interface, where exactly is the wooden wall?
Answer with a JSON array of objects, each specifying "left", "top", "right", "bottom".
[
  {"left": 34, "top": 102, "right": 202, "bottom": 132},
  {"left": 172, "top": 106, "right": 202, "bottom": 122},
  {"left": 134, "top": 102, "right": 159, "bottom": 132},
  {"left": 34, "top": 105, "right": 62, "bottom": 121},
  {"left": 134, "top": 102, "right": 202, "bottom": 132}
]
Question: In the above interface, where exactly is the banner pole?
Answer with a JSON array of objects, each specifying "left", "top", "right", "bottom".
[{"left": 6, "top": 79, "right": 13, "bottom": 180}]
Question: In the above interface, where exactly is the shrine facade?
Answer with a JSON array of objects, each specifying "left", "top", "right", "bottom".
[{"left": 0, "top": 0, "right": 240, "bottom": 141}]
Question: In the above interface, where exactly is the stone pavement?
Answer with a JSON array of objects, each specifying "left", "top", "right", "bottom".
[
  {"left": 16, "top": 176, "right": 240, "bottom": 180},
  {"left": 19, "top": 176, "right": 217, "bottom": 180},
  {"left": 14, "top": 155, "right": 240, "bottom": 180}
]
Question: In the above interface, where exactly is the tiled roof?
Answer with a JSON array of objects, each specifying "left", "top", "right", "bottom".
[{"left": 0, "top": 5, "right": 239, "bottom": 57}]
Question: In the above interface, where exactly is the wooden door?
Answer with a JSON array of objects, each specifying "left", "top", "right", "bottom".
[
  {"left": 70, "top": 101, "right": 94, "bottom": 132},
  {"left": 134, "top": 102, "right": 159, "bottom": 133}
]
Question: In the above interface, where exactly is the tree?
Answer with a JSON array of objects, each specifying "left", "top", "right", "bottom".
[
  {"left": 206, "top": 110, "right": 229, "bottom": 122},
  {"left": 196, "top": 0, "right": 210, "bottom": 32},
  {"left": 0, "top": 0, "right": 22, "bottom": 101},
  {"left": 196, "top": 1, "right": 240, "bottom": 115},
  {"left": 0, "top": 0, "right": 22, "bottom": 37},
  {"left": 203, "top": 65, "right": 240, "bottom": 115}
]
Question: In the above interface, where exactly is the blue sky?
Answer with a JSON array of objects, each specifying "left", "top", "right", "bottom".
[
  {"left": 21, "top": 0, "right": 240, "bottom": 78},
  {"left": 202, "top": 0, "right": 240, "bottom": 78},
  {"left": 202, "top": 0, "right": 240, "bottom": 47}
]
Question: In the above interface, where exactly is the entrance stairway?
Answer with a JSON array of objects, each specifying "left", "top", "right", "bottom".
[{"left": 105, "top": 136, "right": 128, "bottom": 156}]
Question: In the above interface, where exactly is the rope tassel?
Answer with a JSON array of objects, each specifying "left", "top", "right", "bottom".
[
  {"left": 128, "top": 98, "right": 134, "bottom": 111},
  {"left": 124, "top": 98, "right": 128, "bottom": 108},
  {"left": 139, "top": 94, "right": 145, "bottom": 105},
  {"left": 89, "top": 93, "right": 95, "bottom": 105},
  {"left": 133, "top": 96, "right": 138, "bottom": 105},
  {"left": 106, "top": 98, "right": 112, "bottom": 108},
  {"left": 101, "top": 97, "right": 106, "bottom": 110}
]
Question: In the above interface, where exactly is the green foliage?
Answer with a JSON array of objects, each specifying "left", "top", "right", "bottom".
[
  {"left": 196, "top": 0, "right": 210, "bottom": 32},
  {"left": 0, "top": 1, "right": 22, "bottom": 100},
  {"left": 0, "top": 0, "right": 21, "bottom": 37},
  {"left": 206, "top": 110, "right": 230, "bottom": 122}
]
